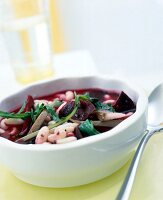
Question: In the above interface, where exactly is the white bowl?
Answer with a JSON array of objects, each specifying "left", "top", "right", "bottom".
[{"left": 0, "top": 76, "right": 148, "bottom": 188}]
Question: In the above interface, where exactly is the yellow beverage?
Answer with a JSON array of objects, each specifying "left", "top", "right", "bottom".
[
  {"left": 0, "top": 0, "right": 54, "bottom": 84},
  {"left": 14, "top": 64, "right": 54, "bottom": 84}
]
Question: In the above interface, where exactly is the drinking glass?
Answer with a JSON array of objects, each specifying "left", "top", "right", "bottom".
[{"left": 0, "top": 0, "right": 54, "bottom": 84}]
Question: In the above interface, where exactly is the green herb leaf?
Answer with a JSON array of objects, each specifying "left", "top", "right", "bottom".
[
  {"left": 17, "top": 100, "right": 27, "bottom": 114},
  {"left": 30, "top": 100, "right": 62, "bottom": 122},
  {"left": 48, "top": 93, "right": 79, "bottom": 129},
  {"left": 30, "top": 109, "right": 35, "bottom": 122},
  {"left": 45, "top": 105, "right": 60, "bottom": 121},
  {"left": 16, "top": 94, "right": 79, "bottom": 143},
  {"left": 78, "top": 92, "right": 115, "bottom": 112},
  {"left": 16, "top": 105, "right": 78, "bottom": 143},
  {"left": 93, "top": 101, "right": 115, "bottom": 112},
  {"left": 52, "top": 100, "right": 63, "bottom": 108},
  {"left": 74, "top": 91, "right": 79, "bottom": 105},
  {"left": 78, "top": 92, "right": 91, "bottom": 101},
  {"left": 32, "top": 103, "right": 45, "bottom": 122},
  {"left": 79, "top": 119, "right": 100, "bottom": 136},
  {"left": 0, "top": 111, "right": 31, "bottom": 119}
]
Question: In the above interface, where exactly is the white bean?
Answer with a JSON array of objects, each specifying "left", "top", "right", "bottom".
[
  {"left": 52, "top": 97, "right": 59, "bottom": 102},
  {"left": 103, "top": 99, "right": 115, "bottom": 105},
  {"left": 96, "top": 111, "right": 126, "bottom": 121},
  {"left": 48, "top": 130, "right": 67, "bottom": 143},
  {"left": 58, "top": 94, "right": 66, "bottom": 101},
  {"left": 64, "top": 126, "right": 74, "bottom": 133},
  {"left": 56, "top": 136, "right": 77, "bottom": 144},
  {"left": 56, "top": 102, "right": 67, "bottom": 114},
  {"left": 42, "top": 142, "right": 52, "bottom": 145},
  {"left": 58, "top": 130, "right": 67, "bottom": 138},
  {"left": 53, "top": 123, "right": 78, "bottom": 135},
  {"left": 66, "top": 132, "right": 75, "bottom": 137},
  {"left": 0, "top": 128, "right": 5, "bottom": 134},
  {"left": 49, "top": 129, "right": 55, "bottom": 134},
  {"left": 48, "top": 120, "right": 56, "bottom": 126},
  {"left": 35, "top": 126, "right": 49, "bottom": 144},
  {"left": 5, "top": 118, "right": 24, "bottom": 125},
  {"left": 9, "top": 127, "right": 18, "bottom": 135},
  {"left": 65, "top": 91, "right": 74, "bottom": 101},
  {"left": 104, "top": 94, "right": 111, "bottom": 100},
  {"left": 48, "top": 101, "right": 53, "bottom": 105},
  {"left": 48, "top": 133, "right": 60, "bottom": 143},
  {"left": 0, "top": 119, "right": 8, "bottom": 130}
]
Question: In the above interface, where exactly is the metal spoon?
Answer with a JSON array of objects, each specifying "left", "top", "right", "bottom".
[{"left": 116, "top": 83, "right": 163, "bottom": 200}]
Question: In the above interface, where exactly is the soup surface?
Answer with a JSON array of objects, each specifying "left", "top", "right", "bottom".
[{"left": 0, "top": 88, "right": 136, "bottom": 144}]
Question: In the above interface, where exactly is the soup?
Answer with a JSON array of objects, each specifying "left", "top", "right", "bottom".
[{"left": 0, "top": 88, "right": 136, "bottom": 144}]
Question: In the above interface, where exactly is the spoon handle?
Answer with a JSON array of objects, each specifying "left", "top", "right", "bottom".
[{"left": 116, "top": 126, "right": 163, "bottom": 200}]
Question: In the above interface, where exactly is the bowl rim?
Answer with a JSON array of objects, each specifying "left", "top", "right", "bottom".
[{"left": 0, "top": 75, "right": 148, "bottom": 151}]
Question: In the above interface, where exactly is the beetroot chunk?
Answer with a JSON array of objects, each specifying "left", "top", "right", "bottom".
[
  {"left": 74, "top": 126, "right": 83, "bottom": 139},
  {"left": 113, "top": 91, "right": 136, "bottom": 112},
  {"left": 73, "top": 100, "right": 96, "bottom": 121},
  {"left": 59, "top": 101, "right": 75, "bottom": 118},
  {"left": 59, "top": 100, "right": 96, "bottom": 121}
]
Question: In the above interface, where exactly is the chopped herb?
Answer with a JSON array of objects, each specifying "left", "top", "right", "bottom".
[
  {"left": 1, "top": 89, "right": 135, "bottom": 145},
  {"left": 31, "top": 103, "right": 45, "bottom": 122},
  {"left": 30, "top": 109, "right": 35, "bottom": 122},
  {"left": 74, "top": 91, "right": 79, "bottom": 105},
  {"left": 0, "top": 111, "right": 31, "bottom": 119},
  {"left": 49, "top": 93, "right": 79, "bottom": 129},
  {"left": 79, "top": 119, "right": 100, "bottom": 136},
  {"left": 78, "top": 92, "right": 91, "bottom": 101},
  {"left": 45, "top": 105, "right": 60, "bottom": 121},
  {"left": 78, "top": 92, "right": 115, "bottom": 112},
  {"left": 93, "top": 101, "right": 115, "bottom": 112},
  {"left": 77, "top": 92, "right": 96, "bottom": 102},
  {"left": 30, "top": 102, "right": 61, "bottom": 123},
  {"left": 49, "top": 106, "right": 78, "bottom": 129},
  {"left": 17, "top": 100, "right": 27, "bottom": 114},
  {"left": 16, "top": 105, "right": 78, "bottom": 143},
  {"left": 1, "top": 100, "right": 62, "bottom": 123},
  {"left": 52, "top": 100, "right": 63, "bottom": 108},
  {"left": 16, "top": 93, "right": 79, "bottom": 143}
]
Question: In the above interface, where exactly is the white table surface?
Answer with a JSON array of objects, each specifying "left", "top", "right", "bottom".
[{"left": 0, "top": 50, "right": 98, "bottom": 99}]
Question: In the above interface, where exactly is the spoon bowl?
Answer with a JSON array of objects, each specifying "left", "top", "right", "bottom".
[{"left": 148, "top": 84, "right": 163, "bottom": 126}]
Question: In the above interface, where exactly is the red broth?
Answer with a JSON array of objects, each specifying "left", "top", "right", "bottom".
[
  {"left": 37, "top": 88, "right": 119, "bottom": 102},
  {"left": 0, "top": 88, "right": 136, "bottom": 144}
]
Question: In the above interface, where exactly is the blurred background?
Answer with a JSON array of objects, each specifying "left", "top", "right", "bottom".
[{"left": 0, "top": 0, "right": 163, "bottom": 88}]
